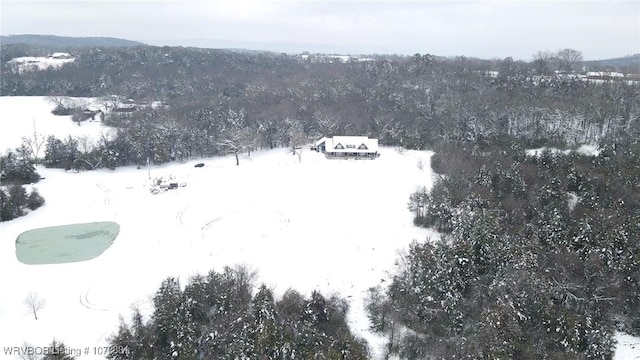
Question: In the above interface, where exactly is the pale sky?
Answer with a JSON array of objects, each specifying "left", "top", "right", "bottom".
[{"left": 1, "top": 0, "right": 639, "bottom": 60}]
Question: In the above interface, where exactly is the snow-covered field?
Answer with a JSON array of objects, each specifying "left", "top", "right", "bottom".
[
  {"left": 7, "top": 56, "right": 75, "bottom": 73},
  {"left": 0, "top": 96, "right": 110, "bottom": 154},
  {"left": 0, "top": 148, "right": 434, "bottom": 359},
  {"left": 0, "top": 96, "right": 637, "bottom": 359},
  {"left": 0, "top": 97, "right": 436, "bottom": 359}
]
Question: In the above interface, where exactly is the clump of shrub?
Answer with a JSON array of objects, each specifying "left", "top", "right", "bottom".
[
  {"left": 0, "top": 149, "right": 45, "bottom": 222},
  {"left": 1, "top": 185, "right": 45, "bottom": 221},
  {"left": 26, "top": 189, "right": 45, "bottom": 210},
  {"left": 51, "top": 103, "right": 77, "bottom": 116}
]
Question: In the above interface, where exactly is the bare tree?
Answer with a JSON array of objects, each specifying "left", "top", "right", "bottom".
[
  {"left": 287, "top": 119, "right": 308, "bottom": 163},
  {"left": 243, "top": 128, "right": 261, "bottom": 157},
  {"left": 217, "top": 127, "right": 247, "bottom": 166},
  {"left": 24, "top": 292, "right": 45, "bottom": 320},
  {"left": 46, "top": 96, "right": 71, "bottom": 109},
  {"left": 98, "top": 130, "right": 114, "bottom": 147},
  {"left": 532, "top": 50, "right": 557, "bottom": 75},
  {"left": 313, "top": 110, "right": 339, "bottom": 136},
  {"left": 98, "top": 94, "right": 125, "bottom": 112},
  {"left": 73, "top": 98, "right": 90, "bottom": 111},
  {"left": 75, "top": 136, "right": 104, "bottom": 170},
  {"left": 373, "top": 116, "right": 404, "bottom": 144},
  {"left": 22, "top": 133, "right": 45, "bottom": 166},
  {"left": 217, "top": 108, "right": 255, "bottom": 165},
  {"left": 556, "top": 48, "right": 583, "bottom": 73},
  {"left": 77, "top": 135, "right": 93, "bottom": 154}
]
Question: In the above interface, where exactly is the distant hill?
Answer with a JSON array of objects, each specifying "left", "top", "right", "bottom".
[
  {"left": 0, "top": 34, "right": 145, "bottom": 48},
  {"left": 584, "top": 54, "right": 640, "bottom": 73},
  {"left": 145, "top": 38, "right": 391, "bottom": 56}
]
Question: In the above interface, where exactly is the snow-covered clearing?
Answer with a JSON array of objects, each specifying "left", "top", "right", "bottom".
[
  {"left": 0, "top": 96, "right": 637, "bottom": 359},
  {"left": 7, "top": 56, "right": 75, "bottom": 73},
  {"left": 575, "top": 143, "right": 601, "bottom": 156},
  {"left": 526, "top": 144, "right": 600, "bottom": 157},
  {"left": 0, "top": 96, "right": 111, "bottom": 153},
  {"left": 0, "top": 98, "right": 436, "bottom": 358},
  {"left": 0, "top": 149, "right": 434, "bottom": 359}
]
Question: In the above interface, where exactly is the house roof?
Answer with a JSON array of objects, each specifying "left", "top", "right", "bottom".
[
  {"left": 586, "top": 71, "right": 625, "bottom": 78},
  {"left": 316, "top": 136, "right": 378, "bottom": 153},
  {"left": 315, "top": 137, "right": 328, "bottom": 146}
]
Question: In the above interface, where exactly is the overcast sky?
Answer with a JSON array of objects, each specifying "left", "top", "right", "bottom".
[{"left": 1, "top": 0, "right": 639, "bottom": 60}]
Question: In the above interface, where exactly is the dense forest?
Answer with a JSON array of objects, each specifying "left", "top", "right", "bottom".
[
  {"left": 367, "top": 139, "right": 640, "bottom": 358},
  {"left": 2, "top": 44, "right": 639, "bottom": 171},
  {"left": 2, "top": 43, "right": 640, "bottom": 358}
]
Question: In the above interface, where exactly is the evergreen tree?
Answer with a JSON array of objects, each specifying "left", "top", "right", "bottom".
[
  {"left": 44, "top": 136, "right": 65, "bottom": 168},
  {"left": 0, "top": 189, "right": 17, "bottom": 221},
  {"left": 106, "top": 309, "right": 151, "bottom": 360},
  {"left": 42, "top": 339, "right": 76, "bottom": 360},
  {"left": 151, "top": 277, "right": 184, "bottom": 359},
  {"left": 252, "top": 285, "right": 282, "bottom": 359},
  {"left": 0, "top": 149, "right": 39, "bottom": 184},
  {"left": 7, "top": 184, "right": 27, "bottom": 210}
]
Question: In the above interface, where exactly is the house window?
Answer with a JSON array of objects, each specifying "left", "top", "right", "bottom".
[
  {"left": 358, "top": 143, "right": 368, "bottom": 150},
  {"left": 346, "top": 144, "right": 355, "bottom": 148},
  {"left": 335, "top": 143, "right": 344, "bottom": 149}
]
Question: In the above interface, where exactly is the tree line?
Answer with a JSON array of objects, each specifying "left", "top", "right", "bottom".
[{"left": 2, "top": 45, "right": 638, "bottom": 160}]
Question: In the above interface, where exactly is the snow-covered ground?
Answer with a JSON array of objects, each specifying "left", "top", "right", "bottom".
[
  {"left": 0, "top": 148, "right": 435, "bottom": 359},
  {"left": 526, "top": 144, "right": 601, "bottom": 157},
  {"left": 7, "top": 56, "right": 75, "bottom": 73},
  {"left": 0, "top": 97, "right": 436, "bottom": 359},
  {"left": 0, "top": 96, "right": 637, "bottom": 359},
  {"left": 615, "top": 332, "right": 640, "bottom": 359},
  {"left": 575, "top": 143, "right": 601, "bottom": 156},
  {"left": 0, "top": 96, "right": 111, "bottom": 154}
]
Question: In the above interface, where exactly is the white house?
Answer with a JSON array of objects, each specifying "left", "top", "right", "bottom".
[
  {"left": 586, "top": 71, "right": 625, "bottom": 80},
  {"left": 50, "top": 52, "right": 72, "bottom": 59},
  {"left": 313, "top": 136, "right": 379, "bottom": 159}
]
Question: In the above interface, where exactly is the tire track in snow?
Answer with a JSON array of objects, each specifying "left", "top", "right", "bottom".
[
  {"left": 176, "top": 207, "right": 188, "bottom": 226},
  {"left": 79, "top": 287, "right": 109, "bottom": 312},
  {"left": 199, "top": 208, "right": 291, "bottom": 242},
  {"left": 201, "top": 217, "right": 224, "bottom": 231},
  {"left": 274, "top": 209, "right": 291, "bottom": 230},
  {"left": 96, "top": 183, "right": 113, "bottom": 206},
  {"left": 200, "top": 216, "right": 226, "bottom": 241}
]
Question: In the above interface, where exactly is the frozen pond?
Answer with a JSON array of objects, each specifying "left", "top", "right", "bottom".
[{"left": 16, "top": 221, "right": 120, "bottom": 265}]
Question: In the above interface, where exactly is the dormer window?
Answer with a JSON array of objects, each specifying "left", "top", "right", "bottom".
[
  {"left": 358, "top": 143, "right": 368, "bottom": 150},
  {"left": 335, "top": 143, "right": 344, "bottom": 149}
]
